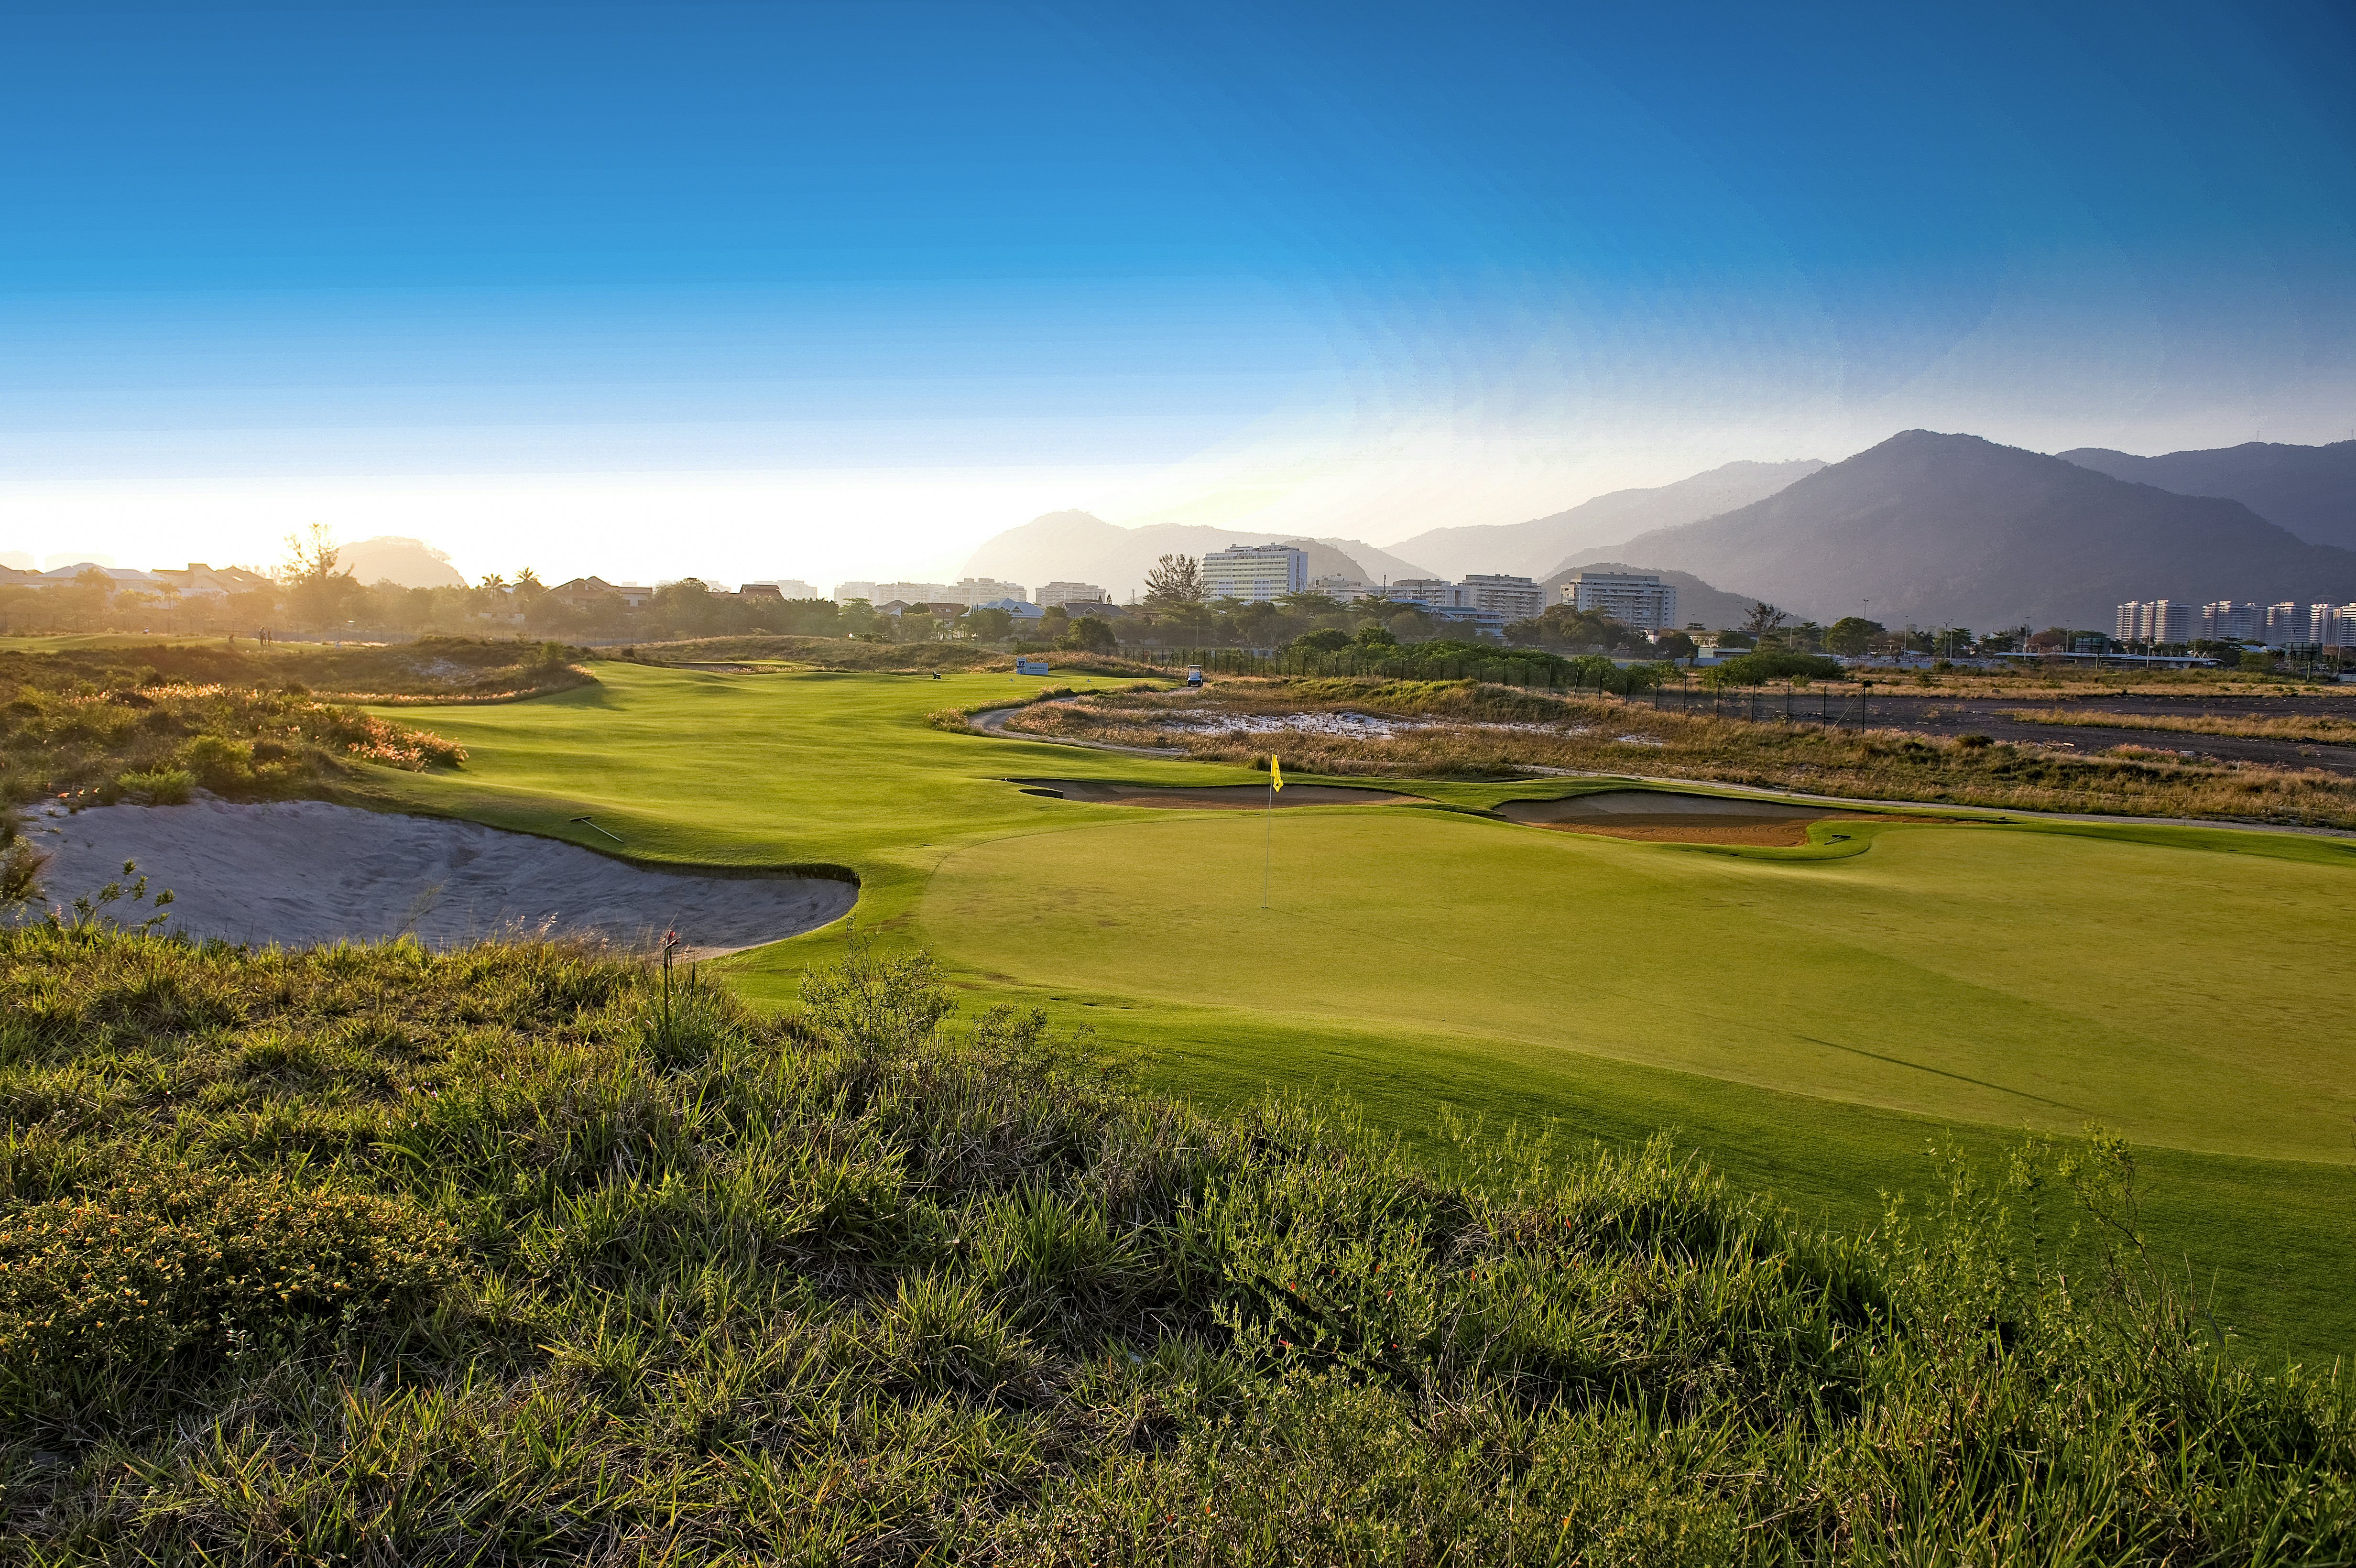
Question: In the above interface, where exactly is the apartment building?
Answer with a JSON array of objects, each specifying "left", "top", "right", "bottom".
[
  {"left": 1201, "top": 544, "right": 1307, "bottom": 602},
  {"left": 1562, "top": 570, "right": 1677, "bottom": 632},
  {"left": 2200, "top": 601, "right": 2261, "bottom": 641},
  {"left": 2311, "top": 603, "right": 2356, "bottom": 647},
  {"left": 953, "top": 577, "right": 1027, "bottom": 606},
  {"left": 1308, "top": 573, "right": 1380, "bottom": 602},
  {"left": 1459, "top": 573, "right": 1545, "bottom": 621},
  {"left": 1383, "top": 578, "right": 1472, "bottom": 609},
  {"left": 2114, "top": 600, "right": 2194, "bottom": 643},
  {"left": 1036, "top": 581, "right": 1110, "bottom": 609}
]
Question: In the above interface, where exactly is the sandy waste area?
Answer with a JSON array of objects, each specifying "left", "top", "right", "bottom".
[
  {"left": 17, "top": 800, "right": 856, "bottom": 955},
  {"left": 1149, "top": 709, "right": 1576, "bottom": 738}
]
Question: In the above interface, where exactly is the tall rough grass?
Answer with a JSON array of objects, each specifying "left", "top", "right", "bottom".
[
  {"left": 2002, "top": 707, "right": 2356, "bottom": 747},
  {"left": 1, "top": 926, "right": 2348, "bottom": 1561},
  {"left": 0, "top": 642, "right": 512, "bottom": 813},
  {"left": 1010, "top": 679, "right": 2356, "bottom": 828}
]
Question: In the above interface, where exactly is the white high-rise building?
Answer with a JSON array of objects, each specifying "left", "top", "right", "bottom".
[
  {"left": 1563, "top": 571, "right": 1677, "bottom": 632},
  {"left": 1036, "top": 581, "right": 1110, "bottom": 609},
  {"left": 2200, "top": 601, "right": 2260, "bottom": 641},
  {"left": 1460, "top": 573, "right": 1545, "bottom": 621},
  {"left": 2149, "top": 600, "right": 2194, "bottom": 643},
  {"left": 2264, "top": 602, "right": 2306, "bottom": 646},
  {"left": 1201, "top": 544, "right": 1307, "bottom": 602},
  {"left": 2115, "top": 600, "right": 2193, "bottom": 643},
  {"left": 2313, "top": 603, "right": 2356, "bottom": 647}
]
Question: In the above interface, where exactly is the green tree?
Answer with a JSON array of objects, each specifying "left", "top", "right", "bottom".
[
  {"left": 1143, "top": 553, "right": 1205, "bottom": 606},
  {"left": 1064, "top": 615, "right": 1116, "bottom": 653},
  {"left": 1290, "top": 627, "right": 1352, "bottom": 653},
  {"left": 1355, "top": 621, "right": 1400, "bottom": 647},
  {"left": 964, "top": 606, "right": 1014, "bottom": 642},
  {"left": 650, "top": 578, "right": 720, "bottom": 636},
  {"left": 1824, "top": 616, "right": 1884, "bottom": 656},
  {"left": 1742, "top": 601, "right": 1789, "bottom": 636},
  {"left": 279, "top": 526, "right": 360, "bottom": 633}
]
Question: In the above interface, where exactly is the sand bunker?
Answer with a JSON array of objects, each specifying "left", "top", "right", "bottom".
[
  {"left": 1015, "top": 778, "right": 1420, "bottom": 809},
  {"left": 18, "top": 800, "right": 857, "bottom": 954},
  {"left": 1497, "top": 788, "right": 1875, "bottom": 846}
]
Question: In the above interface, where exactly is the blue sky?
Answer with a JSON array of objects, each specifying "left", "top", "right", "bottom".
[{"left": 4, "top": 0, "right": 2352, "bottom": 582}]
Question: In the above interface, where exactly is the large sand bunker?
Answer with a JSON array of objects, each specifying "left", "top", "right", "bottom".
[
  {"left": 1497, "top": 788, "right": 1876, "bottom": 845},
  {"left": 18, "top": 800, "right": 857, "bottom": 954},
  {"left": 1015, "top": 778, "right": 1421, "bottom": 809}
]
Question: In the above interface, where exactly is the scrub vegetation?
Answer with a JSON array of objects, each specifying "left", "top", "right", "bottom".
[
  {"left": 2002, "top": 706, "right": 2356, "bottom": 747},
  {"left": 3, "top": 926, "right": 2350, "bottom": 1563},
  {"left": 1003, "top": 677, "right": 2356, "bottom": 828},
  {"left": 0, "top": 638, "right": 588, "bottom": 813},
  {"left": 616, "top": 634, "right": 1156, "bottom": 676}
]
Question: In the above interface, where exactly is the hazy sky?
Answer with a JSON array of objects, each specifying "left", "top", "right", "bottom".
[{"left": 5, "top": 0, "right": 2352, "bottom": 584}]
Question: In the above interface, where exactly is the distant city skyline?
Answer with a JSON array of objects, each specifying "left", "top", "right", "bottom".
[{"left": 5, "top": 0, "right": 2352, "bottom": 584}]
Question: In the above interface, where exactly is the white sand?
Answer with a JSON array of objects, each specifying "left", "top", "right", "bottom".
[{"left": 18, "top": 800, "right": 857, "bottom": 955}]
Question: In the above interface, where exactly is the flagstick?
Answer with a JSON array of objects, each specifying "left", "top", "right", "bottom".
[{"left": 1262, "top": 771, "right": 1273, "bottom": 910}]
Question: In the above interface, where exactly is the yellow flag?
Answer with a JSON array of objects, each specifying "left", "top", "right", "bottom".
[{"left": 1270, "top": 755, "right": 1284, "bottom": 791}]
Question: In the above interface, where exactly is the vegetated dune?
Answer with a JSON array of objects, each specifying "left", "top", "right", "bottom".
[
  {"left": 622, "top": 634, "right": 1158, "bottom": 676},
  {"left": 3, "top": 931, "right": 2347, "bottom": 1558},
  {"left": 21, "top": 799, "right": 855, "bottom": 954},
  {"left": 1000, "top": 676, "right": 2356, "bottom": 828}
]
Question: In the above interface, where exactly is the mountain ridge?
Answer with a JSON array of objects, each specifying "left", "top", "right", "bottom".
[
  {"left": 2057, "top": 440, "right": 2356, "bottom": 551},
  {"left": 1385, "top": 459, "right": 1824, "bottom": 581},
  {"left": 1589, "top": 430, "right": 2356, "bottom": 630}
]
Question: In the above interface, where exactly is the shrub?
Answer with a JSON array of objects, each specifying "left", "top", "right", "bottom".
[
  {"left": 178, "top": 733, "right": 254, "bottom": 789},
  {"left": 0, "top": 1167, "right": 458, "bottom": 1414},
  {"left": 115, "top": 765, "right": 196, "bottom": 805}
]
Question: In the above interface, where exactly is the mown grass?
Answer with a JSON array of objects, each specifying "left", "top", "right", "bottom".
[
  {"left": 3, "top": 926, "right": 2350, "bottom": 1562},
  {"left": 1007, "top": 678, "right": 2356, "bottom": 828}
]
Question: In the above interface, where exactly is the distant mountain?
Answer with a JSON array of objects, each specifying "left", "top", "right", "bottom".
[
  {"left": 960, "top": 512, "right": 1435, "bottom": 600},
  {"left": 2057, "top": 440, "right": 2356, "bottom": 551},
  {"left": 1592, "top": 430, "right": 2356, "bottom": 631},
  {"left": 339, "top": 536, "right": 466, "bottom": 589},
  {"left": 1535, "top": 562, "right": 1766, "bottom": 635},
  {"left": 1385, "top": 460, "right": 1823, "bottom": 582}
]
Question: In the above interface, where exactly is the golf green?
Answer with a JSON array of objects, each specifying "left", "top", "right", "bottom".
[{"left": 367, "top": 663, "right": 2356, "bottom": 1358}]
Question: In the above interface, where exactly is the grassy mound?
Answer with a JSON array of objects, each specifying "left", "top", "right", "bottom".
[
  {"left": 0, "top": 637, "right": 596, "bottom": 816},
  {"left": 2, "top": 927, "right": 2347, "bottom": 1560},
  {"left": 622, "top": 633, "right": 1158, "bottom": 676},
  {"left": 1012, "top": 676, "right": 2356, "bottom": 826}
]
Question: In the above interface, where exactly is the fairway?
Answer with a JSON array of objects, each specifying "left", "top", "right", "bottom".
[{"left": 363, "top": 664, "right": 2356, "bottom": 1358}]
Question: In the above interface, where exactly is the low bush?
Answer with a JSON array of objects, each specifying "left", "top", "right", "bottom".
[
  {"left": 0, "top": 643, "right": 480, "bottom": 811},
  {"left": 112, "top": 766, "right": 196, "bottom": 805},
  {"left": 0, "top": 926, "right": 2348, "bottom": 1559}
]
